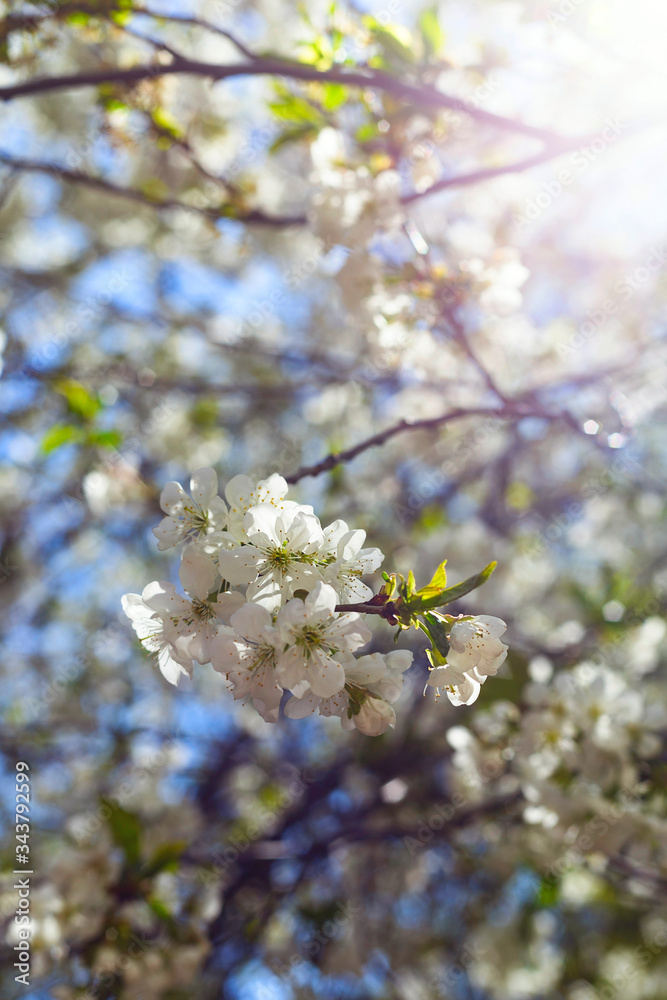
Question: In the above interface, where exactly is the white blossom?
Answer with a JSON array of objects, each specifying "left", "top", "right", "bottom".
[
  {"left": 319, "top": 519, "right": 384, "bottom": 602},
  {"left": 219, "top": 502, "right": 325, "bottom": 609},
  {"left": 349, "top": 695, "right": 398, "bottom": 736},
  {"left": 121, "top": 584, "right": 193, "bottom": 686},
  {"left": 427, "top": 664, "right": 482, "bottom": 707},
  {"left": 368, "top": 649, "right": 413, "bottom": 704},
  {"left": 426, "top": 615, "right": 507, "bottom": 707},
  {"left": 223, "top": 472, "right": 312, "bottom": 543},
  {"left": 447, "top": 615, "right": 508, "bottom": 679},
  {"left": 285, "top": 650, "right": 407, "bottom": 735},
  {"left": 209, "top": 603, "right": 284, "bottom": 723},
  {"left": 153, "top": 468, "right": 227, "bottom": 551},
  {"left": 122, "top": 550, "right": 227, "bottom": 681},
  {"left": 276, "top": 582, "right": 371, "bottom": 698}
]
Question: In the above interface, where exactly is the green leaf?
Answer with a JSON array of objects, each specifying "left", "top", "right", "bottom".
[
  {"left": 321, "top": 82, "right": 348, "bottom": 111},
  {"left": 415, "top": 559, "right": 447, "bottom": 600},
  {"left": 356, "top": 121, "right": 380, "bottom": 143},
  {"left": 364, "top": 18, "right": 416, "bottom": 66},
  {"left": 269, "top": 88, "right": 324, "bottom": 126},
  {"left": 66, "top": 12, "right": 91, "bottom": 26},
  {"left": 152, "top": 107, "right": 184, "bottom": 140},
  {"left": 140, "top": 177, "right": 171, "bottom": 202},
  {"left": 41, "top": 423, "right": 82, "bottom": 454},
  {"left": 103, "top": 97, "right": 128, "bottom": 112},
  {"left": 416, "top": 614, "right": 450, "bottom": 667},
  {"left": 148, "top": 897, "right": 174, "bottom": 923},
  {"left": 54, "top": 378, "right": 101, "bottom": 420},
  {"left": 535, "top": 877, "right": 559, "bottom": 908},
  {"left": 345, "top": 685, "right": 367, "bottom": 717},
  {"left": 142, "top": 840, "right": 187, "bottom": 878},
  {"left": 107, "top": 805, "right": 142, "bottom": 867},
  {"left": 419, "top": 6, "right": 445, "bottom": 57},
  {"left": 269, "top": 124, "right": 319, "bottom": 153},
  {"left": 425, "top": 645, "right": 447, "bottom": 668},
  {"left": 421, "top": 611, "right": 450, "bottom": 658},
  {"left": 406, "top": 561, "right": 497, "bottom": 612},
  {"left": 396, "top": 572, "right": 414, "bottom": 602},
  {"left": 85, "top": 429, "right": 123, "bottom": 449}
]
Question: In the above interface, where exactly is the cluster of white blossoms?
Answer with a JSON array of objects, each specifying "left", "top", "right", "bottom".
[
  {"left": 122, "top": 468, "right": 508, "bottom": 734},
  {"left": 426, "top": 616, "right": 509, "bottom": 707},
  {"left": 122, "top": 468, "right": 415, "bottom": 735}
]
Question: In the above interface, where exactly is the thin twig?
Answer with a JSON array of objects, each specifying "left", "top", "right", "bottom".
[
  {"left": 284, "top": 404, "right": 567, "bottom": 483},
  {"left": 402, "top": 141, "right": 580, "bottom": 204},
  {"left": 0, "top": 152, "right": 305, "bottom": 228}
]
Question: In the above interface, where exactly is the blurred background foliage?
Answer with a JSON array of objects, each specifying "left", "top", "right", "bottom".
[{"left": 1, "top": 0, "right": 667, "bottom": 997}]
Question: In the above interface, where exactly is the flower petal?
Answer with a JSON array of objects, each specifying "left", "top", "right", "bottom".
[
  {"left": 224, "top": 474, "right": 255, "bottom": 512},
  {"left": 219, "top": 546, "right": 265, "bottom": 585},
  {"left": 153, "top": 517, "right": 184, "bottom": 550},
  {"left": 160, "top": 480, "right": 189, "bottom": 515},
  {"left": 447, "top": 673, "right": 481, "bottom": 706},
  {"left": 354, "top": 697, "right": 395, "bottom": 736},
  {"left": 385, "top": 650, "right": 413, "bottom": 673},
  {"left": 304, "top": 581, "right": 337, "bottom": 620},
  {"left": 307, "top": 649, "right": 346, "bottom": 698},
  {"left": 209, "top": 634, "right": 248, "bottom": 675},
  {"left": 213, "top": 591, "right": 246, "bottom": 625},
  {"left": 475, "top": 615, "right": 507, "bottom": 637},
  {"left": 179, "top": 549, "right": 218, "bottom": 600},
  {"left": 276, "top": 645, "right": 308, "bottom": 693},
  {"left": 285, "top": 693, "right": 321, "bottom": 719},
  {"left": 345, "top": 652, "right": 387, "bottom": 685},
  {"left": 190, "top": 467, "right": 218, "bottom": 506},
  {"left": 157, "top": 645, "right": 192, "bottom": 685},
  {"left": 230, "top": 602, "right": 278, "bottom": 645}
]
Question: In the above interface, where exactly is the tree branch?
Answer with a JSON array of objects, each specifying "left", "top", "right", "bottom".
[
  {"left": 284, "top": 404, "right": 568, "bottom": 483},
  {"left": 5, "top": 2, "right": 262, "bottom": 62},
  {"left": 402, "top": 139, "right": 585, "bottom": 204},
  {"left": 130, "top": 6, "right": 259, "bottom": 61},
  {"left": 0, "top": 55, "right": 565, "bottom": 143},
  {"left": 0, "top": 152, "right": 305, "bottom": 228},
  {"left": 0, "top": 147, "right": 581, "bottom": 225},
  {"left": 334, "top": 600, "right": 399, "bottom": 619}
]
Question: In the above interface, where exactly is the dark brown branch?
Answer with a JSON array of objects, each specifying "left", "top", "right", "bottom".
[
  {"left": 437, "top": 302, "right": 508, "bottom": 401},
  {"left": 334, "top": 600, "right": 399, "bottom": 620},
  {"left": 0, "top": 152, "right": 305, "bottom": 228},
  {"left": 5, "top": 2, "right": 262, "bottom": 62},
  {"left": 284, "top": 404, "right": 564, "bottom": 483},
  {"left": 0, "top": 55, "right": 564, "bottom": 142},
  {"left": 0, "top": 148, "right": 580, "bottom": 224},
  {"left": 403, "top": 140, "right": 584, "bottom": 204},
  {"left": 405, "top": 117, "right": 649, "bottom": 204},
  {"left": 130, "top": 6, "right": 258, "bottom": 60}
]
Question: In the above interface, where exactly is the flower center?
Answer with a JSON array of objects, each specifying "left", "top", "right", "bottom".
[
  {"left": 298, "top": 625, "right": 325, "bottom": 647},
  {"left": 180, "top": 503, "right": 210, "bottom": 537},
  {"left": 267, "top": 544, "right": 294, "bottom": 573},
  {"left": 174, "top": 599, "right": 215, "bottom": 628},
  {"left": 252, "top": 645, "right": 276, "bottom": 672},
  {"left": 293, "top": 623, "right": 339, "bottom": 658}
]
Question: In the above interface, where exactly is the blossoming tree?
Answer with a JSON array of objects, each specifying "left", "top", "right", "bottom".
[{"left": 1, "top": 1, "right": 666, "bottom": 998}]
